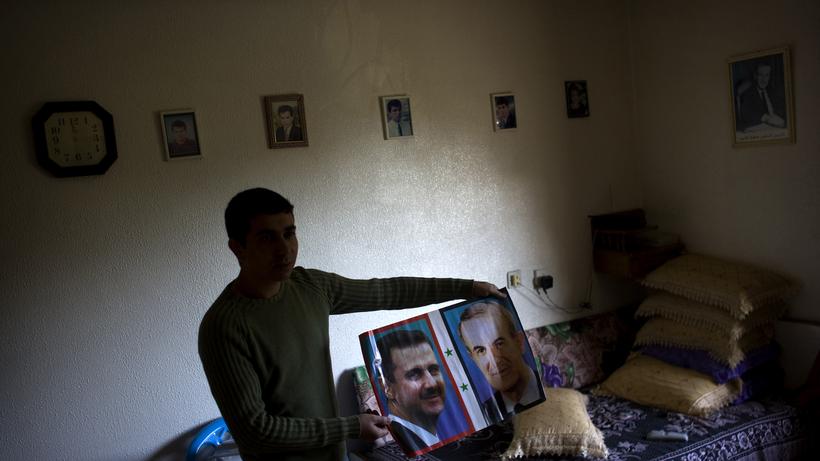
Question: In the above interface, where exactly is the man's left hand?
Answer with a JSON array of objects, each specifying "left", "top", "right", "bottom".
[{"left": 471, "top": 281, "right": 506, "bottom": 299}]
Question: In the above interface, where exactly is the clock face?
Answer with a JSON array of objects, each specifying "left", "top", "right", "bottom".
[
  {"left": 32, "top": 101, "right": 118, "bottom": 177},
  {"left": 44, "top": 111, "right": 107, "bottom": 167}
]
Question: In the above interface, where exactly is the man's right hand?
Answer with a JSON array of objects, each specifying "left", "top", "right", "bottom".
[{"left": 358, "top": 413, "right": 391, "bottom": 442}]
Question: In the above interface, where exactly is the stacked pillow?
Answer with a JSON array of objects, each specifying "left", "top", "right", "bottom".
[{"left": 597, "top": 253, "right": 796, "bottom": 415}]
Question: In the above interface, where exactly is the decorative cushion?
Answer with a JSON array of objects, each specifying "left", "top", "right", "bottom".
[
  {"left": 641, "top": 253, "right": 797, "bottom": 317},
  {"left": 636, "top": 293, "right": 786, "bottom": 339},
  {"left": 634, "top": 317, "right": 773, "bottom": 368},
  {"left": 640, "top": 343, "right": 780, "bottom": 384},
  {"left": 352, "top": 366, "right": 394, "bottom": 444},
  {"left": 526, "top": 309, "right": 635, "bottom": 389},
  {"left": 595, "top": 355, "right": 742, "bottom": 417},
  {"left": 502, "top": 388, "right": 609, "bottom": 459}
]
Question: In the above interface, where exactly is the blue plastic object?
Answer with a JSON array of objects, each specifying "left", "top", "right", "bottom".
[{"left": 186, "top": 418, "right": 233, "bottom": 461}]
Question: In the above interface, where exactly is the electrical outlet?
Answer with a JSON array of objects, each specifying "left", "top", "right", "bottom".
[
  {"left": 506, "top": 270, "right": 522, "bottom": 288},
  {"left": 533, "top": 269, "right": 553, "bottom": 290}
]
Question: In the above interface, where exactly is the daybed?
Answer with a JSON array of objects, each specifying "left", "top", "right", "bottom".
[{"left": 351, "top": 271, "right": 813, "bottom": 461}]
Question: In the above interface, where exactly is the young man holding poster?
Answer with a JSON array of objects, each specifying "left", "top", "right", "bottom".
[{"left": 198, "top": 187, "right": 503, "bottom": 461}]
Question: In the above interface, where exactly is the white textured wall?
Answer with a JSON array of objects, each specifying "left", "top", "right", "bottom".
[
  {"left": 629, "top": 0, "right": 820, "bottom": 322},
  {"left": 0, "top": 1, "right": 639, "bottom": 460}
]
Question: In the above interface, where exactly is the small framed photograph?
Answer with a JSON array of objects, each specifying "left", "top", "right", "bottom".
[
  {"left": 161, "top": 110, "right": 202, "bottom": 160},
  {"left": 380, "top": 95, "right": 414, "bottom": 140},
  {"left": 265, "top": 94, "right": 308, "bottom": 148},
  {"left": 491, "top": 92, "right": 517, "bottom": 131},
  {"left": 565, "top": 81, "right": 590, "bottom": 118},
  {"left": 729, "top": 47, "right": 794, "bottom": 146}
]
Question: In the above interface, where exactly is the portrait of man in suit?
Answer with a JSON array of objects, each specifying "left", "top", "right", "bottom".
[
  {"left": 376, "top": 329, "right": 446, "bottom": 452},
  {"left": 265, "top": 94, "right": 308, "bottom": 148},
  {"left": 381, "top": 96, "right": 413, "bottom": 139},
  {"left": 492, "top": 94, "right": 517, "bottom": 130},
  {"left": 729, "top": 47, "right": 793, "bottom": 145},
  {"left": 457, "top": 300, "right": 543, "bottom": 421},
  {"left": 274, "top": 104, "right": 303, "bottom": 142}
]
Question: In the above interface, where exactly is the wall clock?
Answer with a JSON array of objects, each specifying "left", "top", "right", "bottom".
[{"left": 32, "top": 101, "right": 118, "bottom": 177}]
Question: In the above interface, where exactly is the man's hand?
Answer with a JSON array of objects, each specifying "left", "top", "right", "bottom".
[
  {"left": 358, "top": 413, "right": 391, "bottom": 442},
  {"left": 471, "top": 281, "right": 506, "bottom": 299}
]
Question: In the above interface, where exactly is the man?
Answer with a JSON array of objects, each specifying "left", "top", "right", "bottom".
[
  {"left": 275, "top": 105, "right": 303, "bottom": 142},
  {"left": 198, "top": 187, "right": 503, "bottom": 461},
  {"left": 458, "top": 300, "right": 541, "bottom": 422},
  {"left": 738, "top": 61, "right": 786, "bottom": 132},
  {"left": 168, "top": 119, "right": 198, "bottom": 155},
  {"left": 494, "top": 96, "right": 517, "bottom": 129},
  {"left": 376, "top": 329, "right": 446, "bottom": 452},
  {"left": 386, "top": 99, "right": 412, "bottom": 137}
]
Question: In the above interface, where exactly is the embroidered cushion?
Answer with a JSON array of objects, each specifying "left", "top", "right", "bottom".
[
  {"left": 352, "top": 366, "right": 394, "bottom": 444},
  {"left": 636, "top": 292, "right": 786, "bottom": 339},
  {"left": 634, "top": 317, "right": 773, "bottom": 368},
  {"left": 640, "top": 343, "right": 780, "bottom": 384},
  {"left": 595, "top": 355, "right": 742, "bottom": 417},
  {"left": 502, "top": 387, "right": 609, "bottom": 459},
  {"left": 641, "top": 253, "right": 797, "bottom": 317},
  {"left": 526, "top": 309, "right": 635, "bottom": 389}
]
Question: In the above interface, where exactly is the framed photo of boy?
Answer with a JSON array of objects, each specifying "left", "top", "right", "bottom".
[
  {"left": 380, "top": 95, "right": 414, "bottom": 140},
  {"left": 490, "top": 93, "right": 517, "bottom": 131},
  {"left": 265, "top": 94, "right": 308, "bottom": 148},
  {"left": 729, "top": 47, "right": 794, "bottom": 146},
  {"left": 161, "top": 110, "right": 201, "bottom": 160},
  {"left": 565, "top": 81, "right": 590, "bottom": 118}
]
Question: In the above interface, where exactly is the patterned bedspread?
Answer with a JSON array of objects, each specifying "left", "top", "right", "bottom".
[{"left": 356, "top": 396, "right": 809, "bottom": 461}]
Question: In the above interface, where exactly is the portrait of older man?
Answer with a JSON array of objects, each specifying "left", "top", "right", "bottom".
[
  {"left": 376, "top": 329, "right": 447, "bottom": 452},
  {"left": 457, "top": 300, "right": 542, "bottom": 422}
]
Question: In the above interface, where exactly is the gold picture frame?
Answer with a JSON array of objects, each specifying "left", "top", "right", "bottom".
[
  {"left": 264, "top": 94, "right": 308, "bottom": 148},
  {"left": 728, "top": 46, "right": 794, "bottom": 146}
]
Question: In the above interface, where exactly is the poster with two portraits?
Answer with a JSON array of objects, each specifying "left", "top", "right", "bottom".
[{"left": 359, "top": 289, "right": 545, "bottom": 457}]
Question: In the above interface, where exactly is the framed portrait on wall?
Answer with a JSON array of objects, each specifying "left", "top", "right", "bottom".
[
  {"left": 380, "top": 95, "right": 414, "bottom": 140},
  {"left": 265, "top": 94, "right": 308, "bottom": 148},
  {"left": 490, "top": 92, "right": 517, "bottom": 131},
  {"left": 161, "top": 110, "right": 202, "bottom": 160},
  {"left": 728, "top": 47, "right": 794, "bottom": 146},
  {"left": 565, "top": 80, "right": 590, "bottom": 118}
]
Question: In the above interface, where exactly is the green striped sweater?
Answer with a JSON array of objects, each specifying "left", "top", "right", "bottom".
[{"left": 198, "top": 267, "right": 473, "bottom": 461}]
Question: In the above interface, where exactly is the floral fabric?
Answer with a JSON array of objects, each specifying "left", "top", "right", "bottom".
[{"left": 526, "top": 309, "right": 635, "bottom": 389}]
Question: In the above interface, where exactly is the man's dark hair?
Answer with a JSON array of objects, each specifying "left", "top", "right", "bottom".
[
  {"left": 225, "top": 188, "right": 294, "bottom": 244},
  {"left": 495, "top": 96, "right": 511, "bottom": 107},
  {"left": 387, "top": 99, "right": 402, "bottom": 112},
  {"left": 171, "top": 120, "right": 187, "bottom": 130},
  {"left": 377, "top": 329, "right": 433, "bottom": 383},
  {"left": 277, "top": 105, "right": 294, "bottom": 116}
]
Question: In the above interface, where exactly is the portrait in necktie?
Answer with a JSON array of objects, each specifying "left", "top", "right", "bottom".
[
  {"left": 264, "top": 93, "right": 309, "bottom": 148},
  {"left": 729, "top": 47, "right": 794, "bottom": 146},
  {"left": 380, "top": 95, "right": 414, "bottom": 140},
  {"left": 442, "top": 297, "right": 545, "bottom": 422}
]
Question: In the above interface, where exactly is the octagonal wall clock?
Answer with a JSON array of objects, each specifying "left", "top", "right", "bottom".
[{"left": 32, "top": 100, "right": 118, "bottom": 177}]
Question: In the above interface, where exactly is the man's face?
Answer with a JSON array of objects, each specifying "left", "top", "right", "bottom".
[
  {"left": 460, "top": 310, "right": 525, "bottom": 393},
  {"left": 172, "top": 126, "right": 188, "bottom": 144},
  {"left": 232, "top": 212, "right": 298, "bottom": 283},
  {"left": 386, "top": 342, "right": 446, "bottom": 424},
  {"left": 496, "top": 103, "right": 509, "bottom": 121},
  {"left": 388, "top": 106, "right": 401, "bottom": 122},
  {"left": 755, "top": 65, "right": 771, "bottom": 90},
  {"left": 279, "top": 110, "right": 294, "bottom": 129}
]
